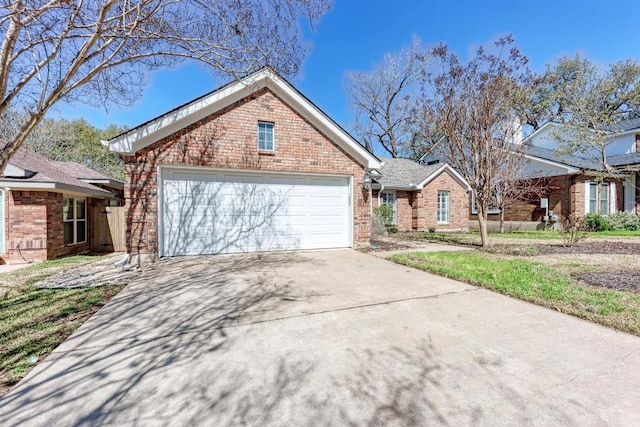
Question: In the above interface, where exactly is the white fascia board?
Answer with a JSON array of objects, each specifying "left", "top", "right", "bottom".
[
  {"left": 110, "top": 75, "right": 262, "bottom": 154},
  {"left": 415, "top": 164, "right": 471, "bottom": 191},
  {"left": 614, "top": 127, "right": 640, "bottom": 137},
  {"left": 521, "top": 122, "right": 557, "bottom": 144},
  {"left": 0, "top": 181, "right": 114, "bottom": 198},
  {"left": 108, "top": 68, "right": 381, "bottom": 170},
  {"left": 79, "top": 178, "right": 124, "bottom": 189},
  {"left": 522, "top": 154, "right": 580, "bottom": 174},
  {"left": 264, "top": 72, "right": 381, "bottom": 170},
  {"left": 3, "top": 163, "right": 29, "bottom": 177}
]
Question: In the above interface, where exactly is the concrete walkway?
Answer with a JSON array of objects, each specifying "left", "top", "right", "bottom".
[{"left": 1, "top": 250, "right": 639, "bottom": 426}]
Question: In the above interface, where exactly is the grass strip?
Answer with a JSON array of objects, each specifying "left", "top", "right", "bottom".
[
  {"left": 390, "top": 251, "right": 640, "bottom": 336},
  {"left": 0, "top": 255, "right": 126, "bottom": 396}
]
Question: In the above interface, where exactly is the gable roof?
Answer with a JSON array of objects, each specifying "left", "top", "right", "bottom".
[
  {"left": 373, "top": 158, "right": 470, "bottom": 191},
  {"left": 1, "top": 146, "right": 119, "bottom": 197},
  {"left": 50, "top": 161, "right": 124, "bottom": 189},
  {"left": 603, "top": 118, "right": 640, "bottom": 133},
  {"left": 520, "top": 144, "right": 602, "bottom": 170},
  {"left": 106, "top": 67, "right": 381, "bottom": 170}
]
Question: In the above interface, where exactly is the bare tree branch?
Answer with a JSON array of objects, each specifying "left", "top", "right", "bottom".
[
  {"left": 345, "top": 37, "right": 429, "bottom": 157},
  {"left": 0, "top": 0, "right": 332, "bottom": 170}
]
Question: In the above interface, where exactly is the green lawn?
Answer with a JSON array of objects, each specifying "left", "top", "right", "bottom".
[
  {"left": 0, "top": 256, "right": 126, "bottom": 396},
  {"left": 390, "top": 251, "right": 640, "bottom": 336}
]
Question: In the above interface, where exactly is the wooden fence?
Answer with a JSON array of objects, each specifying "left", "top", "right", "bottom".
[{"left": 89, "top": 205, "right": 126, "bottom": 252}]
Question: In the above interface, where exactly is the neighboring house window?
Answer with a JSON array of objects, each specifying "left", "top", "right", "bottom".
[
  {"left": 470, "top": 191, "right": 501, "bottom": 215},
  {"left": 380, "top": 191, "right": 397, "bottom": 224},
  {"left": 437, "top": 191, "right": 450, "bottom": 223},
  {"left": 258, "top": 122, "right": 274, "bottom": 151},
  {"left": 63, "top": 197, "right": 86, "bottom": 245},
  {"left": 587, "top": 182, "right": 609, "bottom": 214}
]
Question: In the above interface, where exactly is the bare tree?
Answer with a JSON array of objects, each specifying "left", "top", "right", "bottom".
[
  {"left": 540, "top": 55, "right": 640, "bottom": 170},
  {"left": 344, "top": 37, "right": 429, "bottom": 157},
  {"left": 0, "top": 0, "right": 331, "bottom": 170},
  {"left": 417, "top": 36, "right": 534, "bottom": 246}
]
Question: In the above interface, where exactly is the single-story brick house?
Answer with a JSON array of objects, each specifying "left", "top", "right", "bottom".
[
  {"left": 0, "top": 147, "right": 123, "bottom": 262},
  {"left": 372, "top": 158, "right": 470, "bottom": 232},
  {"left": 106, "top": 67, "right": 382, "bottom": 263}
]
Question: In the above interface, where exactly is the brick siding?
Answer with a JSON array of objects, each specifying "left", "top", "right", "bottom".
[
  {"left": 2, "top": 190, "right": 90, "bottom": 262},
  {"left": 373, "top": 169, "right": 469, "bottom": 232},
  {"left": 480, "top": 174, "right": 630, "bottom": 223},
  {"left": 123, "top": 88, "right": 371, "bottom": 258}
]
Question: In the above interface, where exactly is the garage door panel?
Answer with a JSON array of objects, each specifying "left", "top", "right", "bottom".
[{"left": 161, "top": 170, "right": 350, "bottom": 256}]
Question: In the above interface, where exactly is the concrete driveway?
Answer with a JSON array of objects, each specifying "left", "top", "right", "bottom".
[{"left": 1, "top": 250, "right": 639, "bottom": 426}]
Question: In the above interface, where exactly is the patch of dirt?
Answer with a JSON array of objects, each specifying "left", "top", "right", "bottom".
[
  {"left": 36, "top": 254, "right": 141, "bottom": 289},
  {"left": 488, "top": 240, "right": 640, "bottom": 256},
  {"left": 534, "top": 241, "right": 640, "bottom": 255},
  {"left": 357, "top": 237, "right": 416, "bottom": 253},
  {"left": 576, "top": 271, "right": 640, "bottom": 293}
]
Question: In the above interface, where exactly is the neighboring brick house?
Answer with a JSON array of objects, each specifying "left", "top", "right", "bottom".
[
  {"left": 481, "top": 120, "right": 640, "bottom": 226},
  {"left": 105, "top": 67, "right": 381, "bottom": 263},
  {"left": 372, "top": 158, "right": 470, "bottom": 232},
  {"left": 0, "top": 147, "right": 123, "bottom": 263}
]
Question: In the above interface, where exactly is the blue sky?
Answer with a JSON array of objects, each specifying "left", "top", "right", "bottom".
[{"left": 58, "top": 0, "right": 640, "bottom": 131}]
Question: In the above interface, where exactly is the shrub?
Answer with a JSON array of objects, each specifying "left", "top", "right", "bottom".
[
  {"left": 559, "top": 214, "right": 588, "bottom": 247},
  {"left": 373, "top": 205, "right": 394, "bottom": 225},
  {"left": 585, "top": 213, "right": 611, "bottom": 232},
  {"left": 605, "top": 211, "right": 640, "bottom": 231},
  {"left": 371, "top": 211, "right": 388, "bottom": 237}
]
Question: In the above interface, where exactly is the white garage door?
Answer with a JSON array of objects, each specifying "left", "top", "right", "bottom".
[{"left": 160, "top": 168, "right": 351, "bottom": 256}]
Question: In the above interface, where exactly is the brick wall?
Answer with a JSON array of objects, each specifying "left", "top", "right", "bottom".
[
  {"left": 2, "top": 190, "right": 91, "bottom": 263},
  {"left": 124, "top": 88, "right": 370, "bottom": 258},
  {"left": 419, "top": 170, "right": 469, "bottom": 231},
  {"left": 484, "top": 174, "right": 629, "bottom": 223},
  {"left": 372, "top": 170, "right": 469, "bottom": 232}
]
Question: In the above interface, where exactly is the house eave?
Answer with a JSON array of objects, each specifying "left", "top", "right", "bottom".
[
  {"left": 107, "top": 68, "right": 381, "bottom": 170},
  {"left": 79, "top": 178, "right": 124, "bottom": 189},
  {"left": 415, "top": 164, "right": 472, "bottom": 191},
  {"left": 0, "top": 180, "right": 115, "bottom": 198}
]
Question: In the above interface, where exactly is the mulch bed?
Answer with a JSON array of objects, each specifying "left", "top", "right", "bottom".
[
  {"left": 490, "top": 240, "right": 640, "bottom": 256},
  {"left": 533, "top": 241, "right": 640, "bottom": 255},
  {"left": 576, "top": 271, "right": 640, "bottom": 293},
  {"left": 487, "top": 240, "right": 640, "bottom": 293}
]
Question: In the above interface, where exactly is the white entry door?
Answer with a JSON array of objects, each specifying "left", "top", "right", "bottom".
[{"left": 160, "top": 168, "right": 351, "bottom": 256}]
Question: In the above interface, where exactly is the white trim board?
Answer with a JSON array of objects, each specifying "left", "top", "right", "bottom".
[{"left": 107, "top": 68, "right": 381, "bottom": 170}]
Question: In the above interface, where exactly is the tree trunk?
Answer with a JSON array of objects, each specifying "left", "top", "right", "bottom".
[
  {"left": 499, "top": 208, "right": 505, "bottom": 234},
  {"left": 476, "top": 207, "right": 490, "bottom": 247}
]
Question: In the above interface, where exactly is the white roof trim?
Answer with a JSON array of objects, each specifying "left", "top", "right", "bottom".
[
  {"left": 3, "top": 163, "right": 31, "bottom": 178},
  {"left": 522, "top": 154, "right": 581, "bottom": 174},
  {"left": 0, "top": 180, "right": 115, "bottom": 198},
  {"left": 521, "top": 121, "right": 559, "bottom": 145},
  {"left": 415, "top": 164, "right": 471, "bottom": 191},
  {"left": 107, "top": 68, "right": 381, "bottom": 169}
]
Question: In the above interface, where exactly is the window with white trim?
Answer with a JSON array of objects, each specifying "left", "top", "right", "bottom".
[
  {"left": 63, "top": 197, "right": 86, "bottom": 245},
  {"left": 258, "top": 122, "right": 274, "bottom": 151},
  {"left": 587, "top": 181, "right": 609, "bottom": 214},
  {"left": 380, "top": 191, "right": 397, "bottom": 224},
  {"left": 437, "top": 191, "right": 450, "bottom": 223}
]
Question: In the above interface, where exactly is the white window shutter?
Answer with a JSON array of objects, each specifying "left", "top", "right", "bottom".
[
  {"left": 584, "top": 181, "right": 590, "bottom": 214},
  {"left": 609, "top": 182, "right": 616, "bottom": 213}
]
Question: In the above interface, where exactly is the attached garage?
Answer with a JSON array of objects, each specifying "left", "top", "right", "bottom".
[
  {"left": 160, "top": 168, "right": 351, "bottom": 256},
  {"left": 106, "top": 67, "right": 381, "bottom": 263}
]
